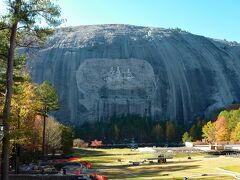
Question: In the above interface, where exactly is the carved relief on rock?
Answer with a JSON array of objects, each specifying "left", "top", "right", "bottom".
[{"left": 76, "top": 58, "right": 157, "bottom": 120}]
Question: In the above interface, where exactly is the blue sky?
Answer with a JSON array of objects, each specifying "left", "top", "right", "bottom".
[
  {"left": 58, "top": 0, "right": 240, "bottom": 42},
  {"left": 0, "top": 0, "right": 239, "bottom": 42}
]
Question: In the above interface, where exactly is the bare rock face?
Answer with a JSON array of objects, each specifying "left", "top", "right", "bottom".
[{"left": 29, "top": 24, "right": 240, "bottom": 125}]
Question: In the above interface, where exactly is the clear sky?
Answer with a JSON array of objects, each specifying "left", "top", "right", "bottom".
[
  {"left": 57, "top": 0, "right": 240, "bottom": 42},
  {"left": 0, "top": 0, "right": 239, "bottom": 42}
]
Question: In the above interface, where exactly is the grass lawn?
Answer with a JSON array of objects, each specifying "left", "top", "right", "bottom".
[
  {"left": 222, "top": 165, "right": 240, "bottom": 173},
  {"left": 74, "top": 148, "right": 239, "bottom": 179}
]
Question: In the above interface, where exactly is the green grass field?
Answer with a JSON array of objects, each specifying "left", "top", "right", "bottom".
[
  {"left": 222, "top": 165, "right": 240, "bottom": 173},
  {"left": 74, "top": 148, "right": 240, "bottom": 179}
]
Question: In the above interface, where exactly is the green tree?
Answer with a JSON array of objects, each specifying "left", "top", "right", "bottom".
[
  {"left": 0, "top": 1, "right": 61, "bottom": 178},
  {"left": 196, "top": 121, "right": 203, "bottom": 140},
  {"left": 189, "top": 124, "right": 197, "bottom": 141},
  {"left": 182, "top": 132, "right": 192, "bottom": 143},
  {"left": 37, "top": 81, "right": 59, "bottom": 160},
  {"left": 202, "top": 121, "right": 215, "bottom": 143},
  {"left": 231, "top": 122, "right": 240, "bottom": 142},
  {"left": 166, "top": 121, "right": 176, "bottom": 142},
  {"left": 189, "top": 122, "right": 204, "bottom": 141},
  {"left": 0, "top": 28, "right": 9, "bottom": 95},
  {"left": 61, "top": 126, "right": 74, "bottom": 155},
  {"left": 113, "top": 124, "right": 120, "bottom": 141}
]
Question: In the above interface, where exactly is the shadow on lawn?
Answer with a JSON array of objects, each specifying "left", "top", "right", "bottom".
[
  {"left": 74, "top": 148, "right": 108, "bottom": 157},
  {"left": 101, "top": 162, "right": 200, "bottom": 170},
  {"left": 96, "top": 159, "right": 201, "bottom": 169},
  {"left": 74, "top": 148, "right": 140, "bottom": 158}
]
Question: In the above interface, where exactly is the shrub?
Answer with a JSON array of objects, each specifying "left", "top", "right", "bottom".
[
  {"left": 73, "top": 138, "right": 88, "bottom": 148},
  {"left": 90, "top": 140, "right": 102, "bottom": 148}
]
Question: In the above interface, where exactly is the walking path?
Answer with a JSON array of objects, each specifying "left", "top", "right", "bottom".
[
  {"left": 216, "top": 167, "right": 240, "bottom": 180},
  {"left": 182, "top": 167, "right": 240, "bottom": 180}
]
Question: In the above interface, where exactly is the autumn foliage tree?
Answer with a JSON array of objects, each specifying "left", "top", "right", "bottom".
[
  {"left": 1, "top": 59, "right": 42, "bottom": 173},
  {"left": 219, "top": 110, "right": 240, "bottom": 131},
  {"left": 90, "top": 140, "right": 103, "bottom": 148},
  {"left": 215, "top": 116, "right": 230, "bottom": 142},
  {"left": 166, "top": 121, "right": 176, "bottom": 142},
  {"left": 200, "top": 108, "right": 240, "bottom": 143},
  {"left": 11, "top": 82, "right": 42, "bottom": 142},
  {"left": 202, "top": 121, "right": 216, "bottom": 143},
  {"left": 151, "top": 123, "right": 164, "bottom": 143}
]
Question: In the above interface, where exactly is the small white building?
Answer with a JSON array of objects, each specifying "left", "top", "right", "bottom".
[{"left": 185, "top": 142, "right": 240, "bottom": 151}]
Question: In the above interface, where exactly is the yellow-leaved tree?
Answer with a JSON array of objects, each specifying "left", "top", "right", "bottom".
[
  {"left": 202, "top": 121, "right": 216, "bottom": 143},
  {"left": 11, "top": 82, "right": 42, "bottom": 144},
  {"left": 231, "top": 122, "right": 240, "bottom": 142},
  {"left": 215, "top": 116, "right": 230, "bottom": 142},
  {"left": 10, "top": 81, "right": 43, "bottom": 173}
]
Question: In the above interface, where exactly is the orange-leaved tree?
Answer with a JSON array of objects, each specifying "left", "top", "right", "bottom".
[
  {"left": 166, "top": 121, "right": 175, "bottom": 142},
  {"left": 215, "top": 116, "right": 230, "bottom": 142}
]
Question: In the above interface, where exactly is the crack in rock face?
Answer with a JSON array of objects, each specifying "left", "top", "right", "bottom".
[{"left": 76, "top": 58, "right": 156, "bottom": 121}]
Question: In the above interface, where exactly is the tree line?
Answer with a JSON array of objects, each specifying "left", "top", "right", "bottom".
[
  {"left": 181, "top": 108, "right": 240, "bottom": 144},
  {"left": 75, "top": 107, "right": 240, "bottom": 145},
  {"left": 75, "top": 115, "right": 188, "bottom": 144},
  {"left": 201, "top": 109, "right": 240, "bottom": 143}
]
